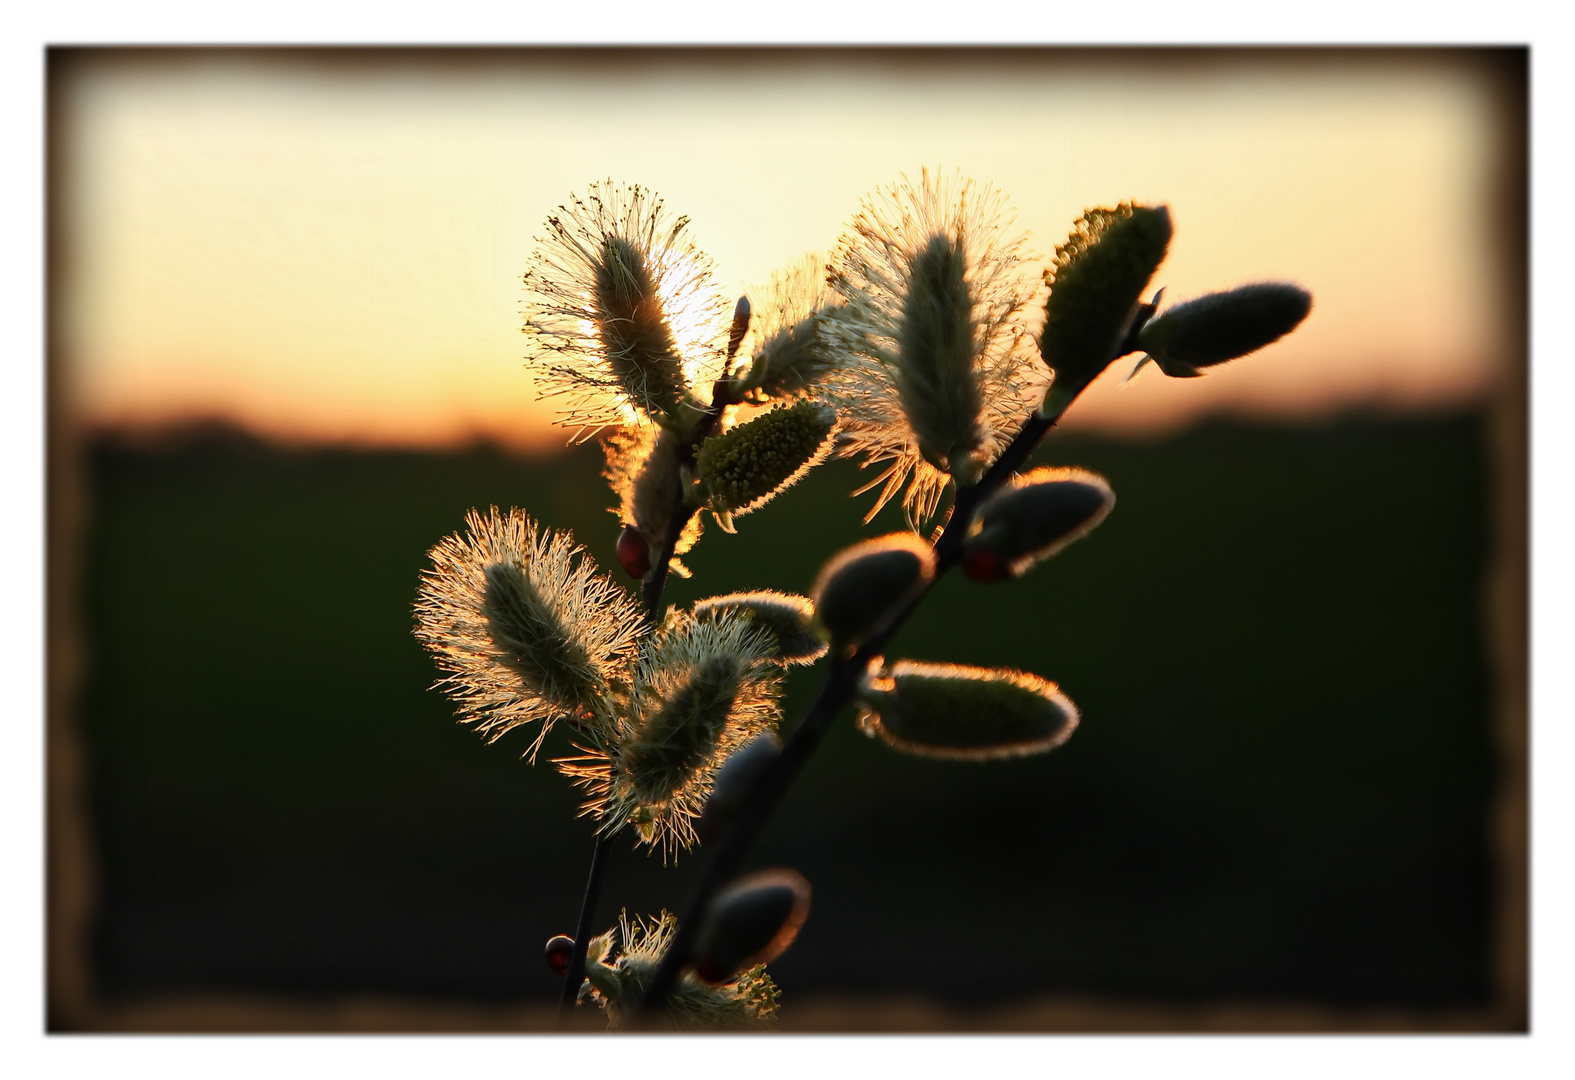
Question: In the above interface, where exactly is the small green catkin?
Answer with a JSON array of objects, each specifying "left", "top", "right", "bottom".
[
  {"left": 855, "top": 660, "right": 1079, "bottom": 760},
  {"left": 595, "top": 235, "right": 691, "bottom": 420},
  {"left": 810, "top": 533, "right": 936, "bottom": 648},
  {"left": 692, "top": 591, "right": 827, "bottom": 665},
  {"left": 894, "top": 233, "right": 983, "bottom": 475},
  {"left": 1137, "top": 282, "right": 1313, "bottom": 377},
  {"left": 697, "top": 399, "right": 837, "bottom": 515},
  {"left": 481, "top": 561, "right": 599, "bottom": 712},
  {"left": 1039, "top": 204, "right": 1172, "bottom": 405},
  {"left": 693, "top": 869, "right": 812, "bottom": 983},
  {"left": 969, "top": 467, "right": 1115, "bottom": 577}
]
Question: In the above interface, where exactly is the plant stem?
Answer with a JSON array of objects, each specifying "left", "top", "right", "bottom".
[
  {"left": 631, "top": 391, "right": 1082, "bottom": 1021},
  {"left": 558, "top": 379, "right": 736, "bottom": 1021},
  {"left": 557, "top": 831, "right": 613, "bottom": 1022}
]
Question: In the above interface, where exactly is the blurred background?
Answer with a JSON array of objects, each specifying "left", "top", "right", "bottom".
[{"left": 47, "top": 47, "right": 1527, "bottom": 1031}]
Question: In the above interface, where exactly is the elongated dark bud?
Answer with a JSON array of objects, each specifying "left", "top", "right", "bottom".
[
  {"left": 961, "top": 467, "right": 1115, "bottom": 582},
  {"left": 728, "top": 295, "right": 752, "bottom": 360},
  {"left": 854, "top": 660, "right": 1079, "bottom": 759},
  {"left": 696, "top": 732, "right": 783, "bottom": 843},
  {"left": 810, "top": 533, "right": 935, "bottom": 650},
  {"left": 692, "top": 592, "right": 826, "bottom": 665},
  {"left": 691, "top": 868, "right": 812, "bottom": 983},
  {"left": 1135, "top": 283, "right": 1313, "bottom": 378}
]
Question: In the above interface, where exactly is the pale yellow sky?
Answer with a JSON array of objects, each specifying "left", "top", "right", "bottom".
[{"left": 52, "top": 49, "right": 1522, "bottom": 449}]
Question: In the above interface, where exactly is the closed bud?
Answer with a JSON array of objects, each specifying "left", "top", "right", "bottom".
[
  {"left": 1039, "top": 203, "right": 1172, "bottom": 411},
  {"left": 963, "top": 467, "right": 1115, "bottom": 581},
  {"left": 698, "top": 399, "right": 837, "bottom": 516},
  {"left": 728, "top": 294, "right": 752, "bottom": 360},
  {"left": 810, "top": 533, "right": 936, "bottom": 648},
  {"left": 693, "top": 591, "right": 827, "bottom": 665},
  {"left": 692, "top": 869, "right": 812, "bottom": 984},
  {"left": 696, "top": 732, "right": 782, "bottom": 843},
  {"left": 544, "top": 934, "right": 575, "bottom": 976},
  {"left": 855, "top": 660, "right": 1079, "bottom": 759},
  {"left": 1135, "top": 283, "right": 1313, "bottom": 377}
]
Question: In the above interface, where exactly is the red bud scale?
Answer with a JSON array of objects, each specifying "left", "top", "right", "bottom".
[
  {"left": 616, "top": 524, "right": 652, "bottom": 580},
  {"left": 544, "top": 934, "right": 576, "bottom": 976},
  {"left": 961, "top": 545, "right": 1013, "bottom": 583}
]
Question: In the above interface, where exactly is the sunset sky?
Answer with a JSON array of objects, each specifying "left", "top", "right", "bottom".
[{"left": 53, "top": 49, "right": 1522, "bottom": 449}]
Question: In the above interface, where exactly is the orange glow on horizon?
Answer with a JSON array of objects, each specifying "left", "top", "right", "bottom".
[{"left": 53, "top": 49, "right": 1521, "bottom": 451}]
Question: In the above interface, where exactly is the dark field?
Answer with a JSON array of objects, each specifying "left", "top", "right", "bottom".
[{"left": 66, "top": 410, "right": 1507, "bottom": 1022}]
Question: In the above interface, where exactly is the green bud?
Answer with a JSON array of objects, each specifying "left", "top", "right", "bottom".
[
  {"left": 1136, "top": 283, "right": 1313, "bottom": 377},
  {"left": 623, "top": 653, "right": 748, "bottom": 807},
  {"left": 895, "top": 233, "right": 984, "bottom": 477},
  {"left": 1039, "top": 204, "right": 1172, "bottom": 409},
  {"left": 696, "top": 732, "right": 782, "bottom": 843},
  {"left": 692, "top": 868, "right": 812, "bottom": 984},
  {"left": 595, "top": 236, "right": 693, "bottom": 423},
  {"left": 856, "top": 660, "right": 1079, "bottom": 759},
  {"left": 693, "top": 591, "right": 827, "bottom": 665},
  {"left": 964, "top": 467, "right": 1115, "bottom": 580},
  {"left": 697, "top": 399, "right": 837, "bottom": 516},
  {"left": 810, "top": 533, "right": 936, "bottom": 649}
]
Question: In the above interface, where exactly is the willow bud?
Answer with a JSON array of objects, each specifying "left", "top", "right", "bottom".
[
  {"left": 1135, "top": 283, "right": 1313, "bottom": 377},
  {"left": 727, "top": 294, "right": 752, "bottom": 361},
  {"left": 810, "top": 533, "right": 936, "bottom": 649},
  {"left": 697, "top": 399, "right": 837, "bottom": 516},
  {"left": 693, "top": 591, "right": 827, "bottom": 665},
  {"left": 691, "top": 869, "right": 812, "bottom": 984},
  {"left": 855, "top": 660, "right": 1079, "bottom": 760},
  {"left": 962, "top": 467, "right": 1115, "bottom": 581},
  {"left": 696, "top": 732, "right": 782, "bottom": 843},
  {"left": 1039, "top": 203, "right": 1172, "bottom": 412}
]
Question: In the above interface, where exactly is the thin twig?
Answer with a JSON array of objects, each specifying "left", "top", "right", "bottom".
[
  {"left": 557, "top": 832, "right": 613, "bottom": 1022},
  {"left": 631, "top": 389, "right": 1085, "bottom": 1021},
  {"left": 557, "top": 379, "right": 736, "bottom": 1021}
]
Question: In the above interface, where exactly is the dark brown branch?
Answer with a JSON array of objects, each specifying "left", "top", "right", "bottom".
[
  {"left": 631, "top": 390, "right": 1082, "bottom": 1021},
  {"left": 558, "top": 377, "right": 738, "bottom": 1021},
  {"left": 557, "top": 831, "right": 613, "bottom": 1022}
]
